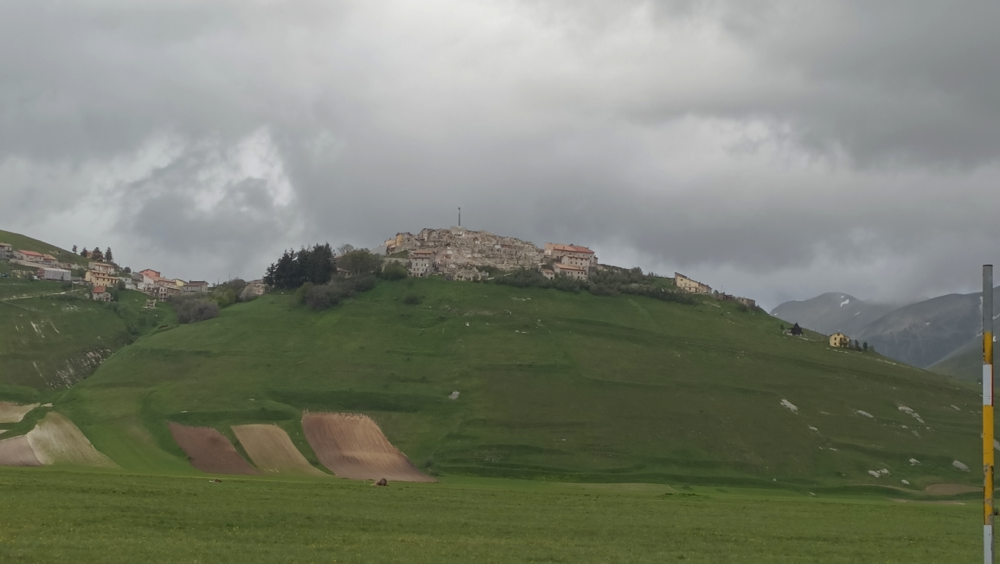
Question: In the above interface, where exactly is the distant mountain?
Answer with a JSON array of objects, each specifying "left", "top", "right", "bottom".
[
  {"left": 853, "top": 290, "right": 1000, "bottom": 370},
  {"left": 770, "top": 292, "right": 899, "bottom": 337},
  {"left": 773, "top": 287, "right": 1000, "bottom": 372},
  {"left": 929, "top": 335, "right": 982, "bottom": 381}
]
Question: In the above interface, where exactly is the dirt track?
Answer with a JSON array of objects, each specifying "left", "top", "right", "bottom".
[
  {"left": 0, "top": 435, "right": 42, "bottom": 466},
  {"left": 302, "top": 413, "right": 435, "bottom": 482},
  {"left": 26, "top": 412, "right": 116, "bottom": 467},
  {"left": 924, "top": 483, "right": 979, "bottom": 496},
  {"left": 232, "top": 424, "right": 326, "bottom": 476},
  {"left": 169, "top": 422, "right": 260, "bottom": 475},
  {"left": 0, "top": 402, "right": 39, "bottom": 423}
]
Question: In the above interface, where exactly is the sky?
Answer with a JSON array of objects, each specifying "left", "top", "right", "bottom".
[{"left": 3, "top": 0, "right": 1000, "bottom": 310}]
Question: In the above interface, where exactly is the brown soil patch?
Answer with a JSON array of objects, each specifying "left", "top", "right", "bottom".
[
  {"left": 302, "top": 413, "right": 435, "bottom": 482},
  {"left": 232, "top": 424, "right": 326, "bottom": 476},
  {"left": 26, "top": 412, "right": 116, "bottom": 467},
  {"left": 0, "top": 435, "right": 42, "bottom": 466},
  {"left": 0, "top": 402, "right": 39, "bottom": 423},
  {"left": 169, "top": 422, "right": 259, "bottom": 475},
  {"left": 924, "top": 483, "right": 979, "bottom": 496}
]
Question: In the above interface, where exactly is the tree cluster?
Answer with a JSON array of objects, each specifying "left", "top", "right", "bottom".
[
  {"left": 338, "top": 249, "right": 383, "bottom": 277},
  {"left": 211, "top": 279, "right": 248, "bottom": 307},
  {"left": 298, "top": 275, "right": 378, "bottom": 311},
  {"left": 168, "top": 294, "right": 220, "bottom": 324},
  {"left": 78, "top": 246, "right": 114, "bottom": 263},
  {"left": 264, "top": 244, "right": 336, "bottom": 290}
]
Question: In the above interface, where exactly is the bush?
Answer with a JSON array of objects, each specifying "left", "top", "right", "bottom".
[
  {"left": 169, "top": 295, "right": 220, "bottom": 324},
  {"left": 305, "top": 283, "right": 346, "bottom": 311},
  {"left": 403, "top": 293, "right": 422, "bottom": 305},
  {"left": 380, "top": 262, "right": 408, "bottom": 280}
]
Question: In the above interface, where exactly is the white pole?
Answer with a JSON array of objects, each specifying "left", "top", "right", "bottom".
[{"left": 985, "top": 265, "right": 994, "bottom": 564}]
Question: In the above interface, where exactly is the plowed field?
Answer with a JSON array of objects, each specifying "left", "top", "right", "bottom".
[
  {"left": 0, "top": 402, "right": 39, "bottom": 423},
  {"left": 302, "top": 413, "right": 435, "bottom": 482},
  {"left": 26, "top": 412, "right": 116, "bottom": 467},
  {"left": 0, "top": 435, "right": 42, "bottom": 466},
  {"left": 169, "top": 422, "right": 260, "bottom": 475},
  {"left": 232, "top": 424, "right": 326, "bottom": 476}
]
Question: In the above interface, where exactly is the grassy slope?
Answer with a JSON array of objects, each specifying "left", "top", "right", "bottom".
[
  {"left": 0, "top": 228, "right": 88, "bottom": 268},
  {"left": 60, "top": 277, "right": 985, "bottom": 488},
  {"left": 0, "top": 469, "right": 978, "bottom": 563},
  {"left": 0, "top": 281, "right": 174, "bottom": 397}
]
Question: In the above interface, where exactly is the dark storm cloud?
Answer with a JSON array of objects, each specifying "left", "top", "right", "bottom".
[{"left": 1, "top": 0, "right": 999, "bottom": 307}]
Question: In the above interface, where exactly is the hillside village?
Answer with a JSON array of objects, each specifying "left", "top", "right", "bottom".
[
  {"left": 0, "top": 240, "right": 265, "bottom": 304},
  {"left": 2, "top": 226, "right": 755, "bottom": 310}
]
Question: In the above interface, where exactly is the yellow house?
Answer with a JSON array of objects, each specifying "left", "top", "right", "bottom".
[{"left": 829, "top": 333, "right": 850, "bottom": 348}]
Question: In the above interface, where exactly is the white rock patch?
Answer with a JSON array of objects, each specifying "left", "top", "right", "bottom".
[
  {"left": 448, "top": 391, "right": 460, "bottom": 400},
  {"left": 808, "top": 426, "right": 818, "bottom": 432},
  {"left": 953, "top": 460, "right": 970, "bottom": 472},
  {"left": 909, "top": 458, "right": 920, "bottom": 465},
  {"left": 868, "top": 468, "right": 890, "bottom": 478},
  {"left": 855, "top": 410, "right": 874, "bottom": 419},
  {"left": 952, "top": 405, "right": 961, "bottom": 411},
  {"left": 898, "top": 406, "right": 924, "bottom": 424},
  {"left": 780, "top": 400, "right": 798, "bottom": 414},
  {"left": 901, "top": 479, "right": 910, "bottom": 485}
]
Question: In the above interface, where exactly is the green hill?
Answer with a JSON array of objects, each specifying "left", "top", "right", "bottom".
[
  {"left": 0, "top": 229, "right": 88, "bottom": 269},
  {"left": 53, "top": 276, "right": 986, "bottom": 489}
]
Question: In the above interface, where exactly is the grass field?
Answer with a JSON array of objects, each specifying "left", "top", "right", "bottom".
[
  {"left": 52, "top": 276, "right": 987, "bottom": 489},
  {"left": 0, "top": 468, "right": 980, "bottom": 563}
]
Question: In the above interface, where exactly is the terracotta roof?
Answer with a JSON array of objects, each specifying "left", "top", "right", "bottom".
[
  {"left": 554, "top": 263, "right": 586, "bottom": 272},
  {"left": 411, "top": 249, "right": 434, "bottom": 256},
  {"left": 187, "top": 280, "right": 208, "bottom": 286},
  {"left": 548, "top": 243, "right": 595, "bottom": 255},
  {"left": 19, "top": 250, "right": 44, "bottom": 257},
  {"left": 93, "top": 286, "right": 106, "bottom": 293}
]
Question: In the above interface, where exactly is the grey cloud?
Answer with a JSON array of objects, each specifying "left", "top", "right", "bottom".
[{"left": 2, "top": 0, "right": 1000, "bottom": 308}]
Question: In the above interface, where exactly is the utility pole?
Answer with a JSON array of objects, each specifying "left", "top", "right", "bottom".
[
  {"left": 458, "top": 207, "right": 461, "bottom": 227},
  {"left": 986, "top": 264, "right": 995, "bottom": 564}
]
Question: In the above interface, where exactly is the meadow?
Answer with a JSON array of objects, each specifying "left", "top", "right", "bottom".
[
  {"left": 0, "top": 468, "right": 978, "bottom": 563},
  {"left": 52, "top": 276, "right": 985, "bottom": 490}
]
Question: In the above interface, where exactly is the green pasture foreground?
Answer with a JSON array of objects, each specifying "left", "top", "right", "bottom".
[{"left": 0, "top": 469, "right": 978, "bottom": 563}]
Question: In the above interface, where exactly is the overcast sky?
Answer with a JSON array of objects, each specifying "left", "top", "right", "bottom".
[{"left": 3, "top": 0, "right": 1000, "bottom": 310}]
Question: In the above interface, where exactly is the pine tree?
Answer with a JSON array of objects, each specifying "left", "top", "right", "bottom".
[
  {"left": 81, "top": 247, "right": 88, "bottom": 257},
  {"left": 105, "top": 247, "right": 114, "bottom": 264},
  {"left": 72, "top": 245, "right": 78, "bottom": 253}
]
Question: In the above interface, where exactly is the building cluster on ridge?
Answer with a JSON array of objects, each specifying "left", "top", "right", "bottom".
[
  {"left": 0, "top": 241, "right": 216, "bottom": 303},
  {"left": 378, "top": 227, "right": 756, "bottom": 307}
]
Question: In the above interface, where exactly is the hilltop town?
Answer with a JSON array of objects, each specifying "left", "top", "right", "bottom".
[{"left": 380, "top": 226, "right": 756, "bottom": 307}]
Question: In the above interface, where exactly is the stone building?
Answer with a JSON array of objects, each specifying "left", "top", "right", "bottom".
[
  {"left": 675, "top": 273, "right": 712, "bottom": 294},
  {"left": 830, "top": 333, "right": 850, "bottom": 348},
  {"left": 0, "top": 243, "right": 11, "bottom": 260},
  {"left": 409, "top": 249, "right": 435, "bottom": 277},
  {"left": 553, "top": 262, "right": 588, "bottom": 280}
]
